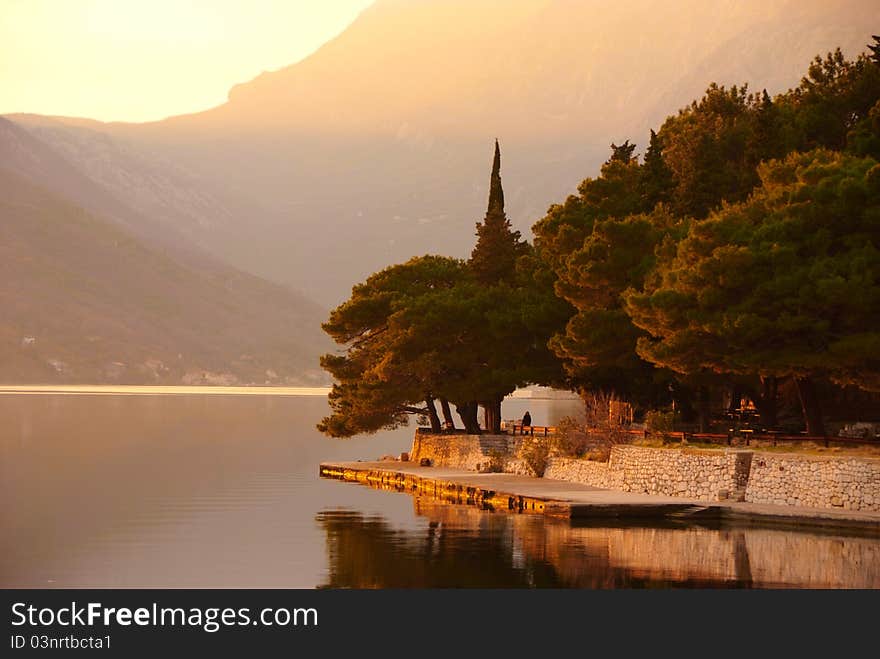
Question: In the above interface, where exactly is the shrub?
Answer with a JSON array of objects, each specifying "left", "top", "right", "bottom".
[
  {"left": 479, "top": 448, "right": 507, "bottom": 473},
  {"left": 582, "top": 390, "right": 632, "bottom": 448},
  {"left": 517, "top": 435, "right": 552, "bottom": 477},
  {"left": 553, "top": 415, "right": 590, "bottom": 457},
  {"left": 645, "top": 409, "right": 677, "bottom": 443},
  {"left": 583, "top": 447, "right": 611, "bottom": 462}
]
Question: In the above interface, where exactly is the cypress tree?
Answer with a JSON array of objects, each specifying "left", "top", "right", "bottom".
[{"left": 469, "top": 139, "right": 527, "bottom": 285}]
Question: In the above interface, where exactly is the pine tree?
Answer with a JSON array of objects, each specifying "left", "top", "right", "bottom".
[
  {"left": 625, "top": 150, "right": 880, "bottom": 435},
  {"left": 469, "top": 139, "right": 527, "bottom": 285},
  {"left": 639, "top": 129, "right": 673, "bottom": 209},
  {"left": 869, "top": 35, "right": 880, "bottom": 66},
  {"left": 608, "top": 139, "right": 637, "bottom": 164}
]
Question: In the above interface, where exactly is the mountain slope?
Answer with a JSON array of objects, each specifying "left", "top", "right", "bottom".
[
  {"left": 7, "top": 0, "right": 877, "bottom": 303},
  {"left": 0, "top": 116, "right": 279, "bottom": 274},
  {"left": 0, "top": 167, "right": 328, "bottom": 385}
]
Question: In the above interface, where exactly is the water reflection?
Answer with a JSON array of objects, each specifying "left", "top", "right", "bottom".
[
  {"left": 317, "top": 496, "right": 880, "bottom": 589},
  {"left": 2, "top": 392, "right": 877, "bottom": 588},
  {"left": 0, "top": 392, "right": 413, "bottom": 587}
]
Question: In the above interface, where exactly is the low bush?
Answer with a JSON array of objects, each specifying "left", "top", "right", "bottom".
[
  {"left": 517, "top": 435, "right": 552, "bottom": 477},
  {"left": 645, "top": 409, "right": 678, "bottom": 443}
]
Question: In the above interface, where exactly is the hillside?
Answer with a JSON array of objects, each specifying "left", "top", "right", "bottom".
[
  {"left": 7, "top": 0, "right": 878, "bottom": 303},
  {"left": 0, "top": 116, "right": 271, "bottom": 272},
  {"left": 0, "top": 167, "right": 328, "bottom": 385}
]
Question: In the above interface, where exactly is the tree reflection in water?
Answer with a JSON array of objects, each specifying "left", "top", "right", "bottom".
[
  {"left": 317, "top": 491, "right": 880, "bottom": 589},
  {"left": 316, "top": 504, "right": 753, "bottom": 588}
]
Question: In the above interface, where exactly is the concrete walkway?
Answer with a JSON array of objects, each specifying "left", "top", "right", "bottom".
[{"left": 320, "top": 461, "right": 880, "bottom": 533}]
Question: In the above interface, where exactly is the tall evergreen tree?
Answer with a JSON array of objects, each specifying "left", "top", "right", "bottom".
[
  {"left": 469, "top": 140, "right": 528, "bottom": 285},
  {"left": 639, "top": 129, "right": 673, "bottom": 209},
  {"left": 869, "top": 35, "right": 880, "bottom": 67}
]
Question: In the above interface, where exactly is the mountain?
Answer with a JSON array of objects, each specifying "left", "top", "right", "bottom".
[
  {"left": 0, "top": 116, "right": 272, "bottom": 271},
  {"left": 0, "top": 165, "right": 328, "bottom": 385},
  {"left": 6, "top": 0, "right": 877, "bottom": 304}
]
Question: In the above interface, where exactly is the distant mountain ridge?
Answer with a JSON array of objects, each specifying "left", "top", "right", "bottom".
[
  {"left": 0, "top": 137, "right": 329, "bottom": 384},
  {"left": 5, "top": 0, "right": 878, "bottom": 309}
]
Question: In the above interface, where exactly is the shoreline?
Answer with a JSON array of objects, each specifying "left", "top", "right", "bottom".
[{"left": 320, "top": 461, "right": 880, "bottom": 534}]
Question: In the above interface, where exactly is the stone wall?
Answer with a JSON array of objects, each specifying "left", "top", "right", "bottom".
[
  {"left": 410, "top": 431, "right": 880, "bottom": 511},
  {"left": 745, "top": 453, "right": 880, "bottom": 511},
  {"left": 543, "top": 457, "right": 609, "bottom": 488},
  {"left": 543, "top": 446, "right": 751, "bottom": 501},
  {"left": 410, "top": 432, "right": 520, "bottom": 472},
  {"left": 606, "top": 446, "right": 753, "bottom": 502}
]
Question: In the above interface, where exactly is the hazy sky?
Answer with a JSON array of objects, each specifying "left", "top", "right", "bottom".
[{"left": 0, "top": 0, "right": 373, "bottom": 122}]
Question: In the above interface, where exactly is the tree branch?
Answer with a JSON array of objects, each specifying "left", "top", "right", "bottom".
[{"left": 400, "top": 405, "right": 429, "bottom": 415}]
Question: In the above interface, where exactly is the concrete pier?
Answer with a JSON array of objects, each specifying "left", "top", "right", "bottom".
[{"left": 320, "top": 461, "right": 880, "bottom": 533}]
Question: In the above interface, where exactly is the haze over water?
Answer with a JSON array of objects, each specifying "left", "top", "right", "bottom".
[{"left": 1, "top": 391, "right": 877, "bottom": 589}]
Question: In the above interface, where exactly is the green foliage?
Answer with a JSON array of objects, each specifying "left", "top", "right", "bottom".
[
  {"left": 531, "top": 144, "right": 663, "bottom": 401},
  {"left": 533, "top": 154, "right": 647, "bottom": 274},
  {"left": 625, "top": 149, "right": 880, "bottom": 391},
  {"left": 517, "top": 435, "right": 551, "bottom": 477},
  {"left": 531, "top": 40, "right": 880, "bottom": 423},
  {"left": 541, "top": 200, "right": 685, "bottom": 402},
  {"left": 870, "top": 35, "right": 880, "bottom": 67},
  {"left": 552, "top": 415, "right": 590, "bottom": 458},
  {"left": 318, "top": 255, "right": 469, "bottom": 437},
  {"left": 470, "top": 140, "right": 529, "bottom": 285},
  {"left": 783, "top": 48, "right": 880, "bottom": 153},
  {"left": 847, "top": 100, "right": 880, "bottom": 159},
  {"left": 320, "top": 143, "right": 569, "bottom": 437},
  {"left": 644, "top": 409, "right": 677, "bottom": 442},
  {"left": 609, "top": 140, "right": 637, "bottom": 164},
  {"left": 639, "top": 129, "right": 674, "bottom": 209},
  {"left": 322, "top": 39, "right": 880, "bottom": 440},
  {"left": 658, "top": 83, "right": 774, "bottom": 218}
]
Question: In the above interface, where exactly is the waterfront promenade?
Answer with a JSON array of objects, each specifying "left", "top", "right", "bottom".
[{"left": 320, "top": 461, "right": 880, "bottom": 533}]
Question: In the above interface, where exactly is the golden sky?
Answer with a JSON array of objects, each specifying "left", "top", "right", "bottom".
[{"left": 0, "top": 0, "right": 373, "bottom": 122}]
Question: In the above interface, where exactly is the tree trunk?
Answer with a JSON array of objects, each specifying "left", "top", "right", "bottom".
[
  {"left": 439, "top": 399, "right": 455, "bottom": 431},
  {"left": 425, "top": 397, "right": 442, "bottom": 433},
  {"left": 754, "top": 376, "right": 778, "bottom": 429},
  {"left": 490, "top": 398, "right": 502, "bottom": 434},
  {"left": 697, "top": 385, "right": 711, "bottom": 433},
  {"left": 480, "top": 398, "right": 501, "bottom": 435},
  {"left": 456, "top": 402, "right": 481, "bottom": 435},
  {"left": 480, "top": 398, "right": 503, "bottom": 434},
  {"left": 728, "top": 384, "right": 743, "bottom": 414},
  {"left": 795, "top": 376, "right": 825, "bottom": 436}
]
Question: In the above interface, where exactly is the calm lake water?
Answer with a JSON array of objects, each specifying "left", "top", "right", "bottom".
[{"left": 2, "top": 391, "right": 878, "bottom": 588}]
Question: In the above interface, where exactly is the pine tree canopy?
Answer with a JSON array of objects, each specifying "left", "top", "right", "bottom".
[
  {"left": 625, "top": 149, "right": 880, "bottom": 391},
  {"left": 320, "top": 40, "right": 880, "bottom": 438},
  {"left": 867, "top": 35, "right": 880, "bottom": 66}
]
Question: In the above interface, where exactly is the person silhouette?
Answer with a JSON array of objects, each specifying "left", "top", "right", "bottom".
[{"left": 521, "top": 411, "right": 531, "bottom": 430}]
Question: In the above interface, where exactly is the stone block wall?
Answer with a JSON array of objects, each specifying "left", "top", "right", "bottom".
[
  {"left": 745, "top": 453, "right": 880, "bottom": 511},
  {"left": 606, "top": 446, "right": 753, "bottom": 502},
  {"left": 410, "top": 432, "right": 520, "bottom": 472},
  {"left": 543, "top": 457, "right": 609, "bottom": 488}
]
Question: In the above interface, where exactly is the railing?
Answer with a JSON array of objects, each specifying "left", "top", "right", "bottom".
[
  {"left": 508, "top": 424, "right": 556, "bottom": 436},
  {"left": 415, "top": 425, "right": 557, "bottom": 436},
  {"left": 638, "top": 429, "right": 878, "bottom": 448},
  {"left": 419, "top": 424, "right": 878, "bottom": 447}
]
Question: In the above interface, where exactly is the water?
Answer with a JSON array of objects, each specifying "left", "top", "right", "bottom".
[{"left": 1, "top": 391, "right": 877, "bottom": 588}]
